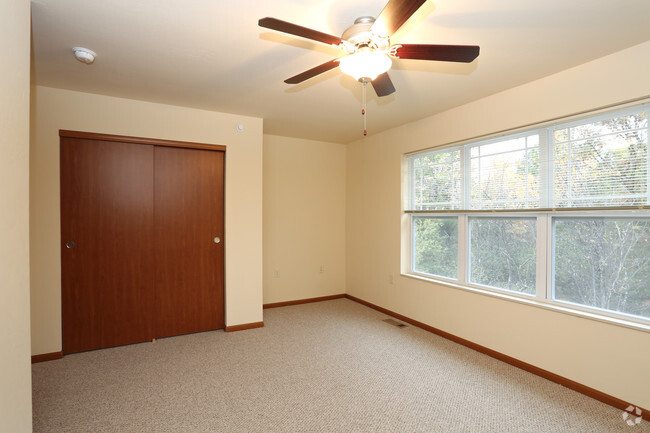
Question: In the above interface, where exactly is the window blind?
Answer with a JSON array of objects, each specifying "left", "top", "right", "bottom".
[
  {"left": 551, "top": 108, "right": 648, "bottom": 207},
  {"left": 409, "top": 148, "right": 461, "bottom": 210},
  {"left": 406, "top": 103, "right": 649, "bottom": 212},
  {"left": 468, "top": 133, "right": 540, "bottom": 209}
]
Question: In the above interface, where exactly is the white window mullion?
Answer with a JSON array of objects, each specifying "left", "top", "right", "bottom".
[
  {"left": 458, "top": 214, "right": 468, "bottom": 283},
  {"left": 462, "top": 146, "right": 470, "bottom": 209},
  {"left": 536, "top": 214, "right": 548, "bottom": 300},
  {"left": 540, "top": 129, "right": 550, "bottom": 208},
  {"left": 567, "top": 130, "right": 573, "bottom": 207},
  {"left": 546, "top": 214, "right": 554, "bottom": 301},
  {"left": 416, "top": 165, "right": 422, "bottom": 210},
  {"left": 408, "top": 160, "right": 413, "bottom": 209},
  {"left": 525, "top": 146, "right": 530, "bottom": 205},
  {"left": 646, "top": 115, "right": 650, "bottom": 205},
  {"left": 460, "top": 144, "right": 469, "bottom": 282},
  {"left": 410, "top": 214, "right": 416, "bottom": 273}
]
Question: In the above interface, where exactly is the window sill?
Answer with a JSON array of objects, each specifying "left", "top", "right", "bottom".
[{"left": 402, "top": 272, "right": 650, "bottom": 334}]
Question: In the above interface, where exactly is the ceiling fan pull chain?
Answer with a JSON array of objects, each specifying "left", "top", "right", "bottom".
[{"left": 362, "top": 79, "right": 368, "bottom": 136}]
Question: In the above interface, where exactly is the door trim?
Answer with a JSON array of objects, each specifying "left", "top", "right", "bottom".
[{"left": 59, "top": 130, "right": 227, "bottom": 152}]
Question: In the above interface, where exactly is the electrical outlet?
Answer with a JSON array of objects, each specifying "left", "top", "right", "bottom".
[
  {"left": 273, "top": 269, "right": 280, "bottom": 278},
  {"left": 319, "top": 265, "right": 325, "bottom": 274}
]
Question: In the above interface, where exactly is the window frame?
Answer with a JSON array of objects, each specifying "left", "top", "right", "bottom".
[
  {"left": 405, "top": 102, "right": 650, "bottom": 329},
  {"left": 408, "top": 210, "right": 650, "bottom": 328}
]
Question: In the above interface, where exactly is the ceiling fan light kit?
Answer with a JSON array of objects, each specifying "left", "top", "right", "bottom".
[
  {"left": 259, "top": 0, "right": 480, "bottom": 136},
  {"left": 339, "top": 49, "right": 392, "bottom": 81}
]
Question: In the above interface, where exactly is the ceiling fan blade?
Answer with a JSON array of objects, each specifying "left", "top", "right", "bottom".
[
  {"left": 259, "top": 17, "right": 342, "bottom": 46},
  {"left": 371, "top": 0, "right": 427, "bottom": 37},
  {"left": 372, "top": 72, "right": 396, "bottom": 97},
  {"left": 284, "top": 59, "right": 340, "bottom": 84},
  {"left": 393, "top": 44, "right": 480, "bottom": 62}
]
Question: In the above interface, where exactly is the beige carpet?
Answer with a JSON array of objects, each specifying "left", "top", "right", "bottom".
[{"left": 32, "top": 299, "right": 648, "bottom": 432}]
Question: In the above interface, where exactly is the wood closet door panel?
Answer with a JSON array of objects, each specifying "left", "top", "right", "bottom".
[
  {"left": 154, "top": 147, "right": 225, "bottom": 337},
  {"left": 61, "top": 138, "right": 155, "bottom": 354}
]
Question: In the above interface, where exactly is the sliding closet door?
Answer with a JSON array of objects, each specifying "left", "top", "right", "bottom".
[
  {"left": 154, "top": 146, "right": 225, "bottom": 337},
  {"left": 61, "top": 138, "right": 155, "bottom": 354}
]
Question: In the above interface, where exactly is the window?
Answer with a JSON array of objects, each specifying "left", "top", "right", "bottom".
[
  {"left": 553, "top": 217, "right": 650, "bottom": 319},
  {"left": 469, "top": 134, "right": 540, "bottom": 209},
  {"left": 551, "top": 110, "right": 648, "bottom": 207},
  {"left": 409, "top": 148, "right": 461, "bottom": 210},
  {"left": 412, "top": 216, "right": 458, "bottom": 279},
  {"left": 406, "top": 103, "right": 650, "bottom": 324},
  {"left": 469, "top": 217, "right": 536, "bottom": 295}
]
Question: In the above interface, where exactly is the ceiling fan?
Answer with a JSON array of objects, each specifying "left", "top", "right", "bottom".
[{"left": 258, "top": 0, "right": 480, "bottom": 98}]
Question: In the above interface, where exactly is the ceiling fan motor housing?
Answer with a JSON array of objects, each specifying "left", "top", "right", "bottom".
[{"left": 341, "top": 16, "right": 390, "bottom": 54}]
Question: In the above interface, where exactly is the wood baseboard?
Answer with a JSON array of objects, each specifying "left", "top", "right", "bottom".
[
  {"left": 263, "top": 294, "right": 345, "bottom": 309},
  {"left": 344, "top": 294, "right": 649, "bottom": 420},
  {"left": 31, "top": 351, "right": 63, "bottom": 364},
  {"left": 225, "top": 321, "right": 264, "bottom": 332}
]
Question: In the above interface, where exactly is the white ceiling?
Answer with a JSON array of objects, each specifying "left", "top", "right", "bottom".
[{"left": 31, "top": 0, "right": 650, "bottom": 143}]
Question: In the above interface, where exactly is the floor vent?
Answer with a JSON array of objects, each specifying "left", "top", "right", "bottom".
[{"left": 383, "top": 318, "right": 408, "bottom": 328}]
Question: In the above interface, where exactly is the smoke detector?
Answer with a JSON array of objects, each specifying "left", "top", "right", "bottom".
[{"left": 72, "top": 47, "right": 96, "bottom": 64}]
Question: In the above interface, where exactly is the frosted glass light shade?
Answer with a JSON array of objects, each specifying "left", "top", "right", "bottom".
[{"left": 339, "top": 51, "right": 392, "bottom": 81}]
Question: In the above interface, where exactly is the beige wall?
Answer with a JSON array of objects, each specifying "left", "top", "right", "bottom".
[
  {"left": 263, "top": 135, "right": 346, "bottom": 304},
  {"left": 30, "top": 86, "right": 264, "bottom": 356},
  {"left": 347, "top": 41, "right": 650, "bottom": 409},
  {"left": 0, "top": 0, "right": 32, "bottom": 431}
]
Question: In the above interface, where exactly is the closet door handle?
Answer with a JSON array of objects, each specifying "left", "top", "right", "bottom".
[
  {"left": 214, "top": 237, "right": 221, "bottom": 244},
  {"left": 66, "top": 241, "right": 75, "bottom": 249}
]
